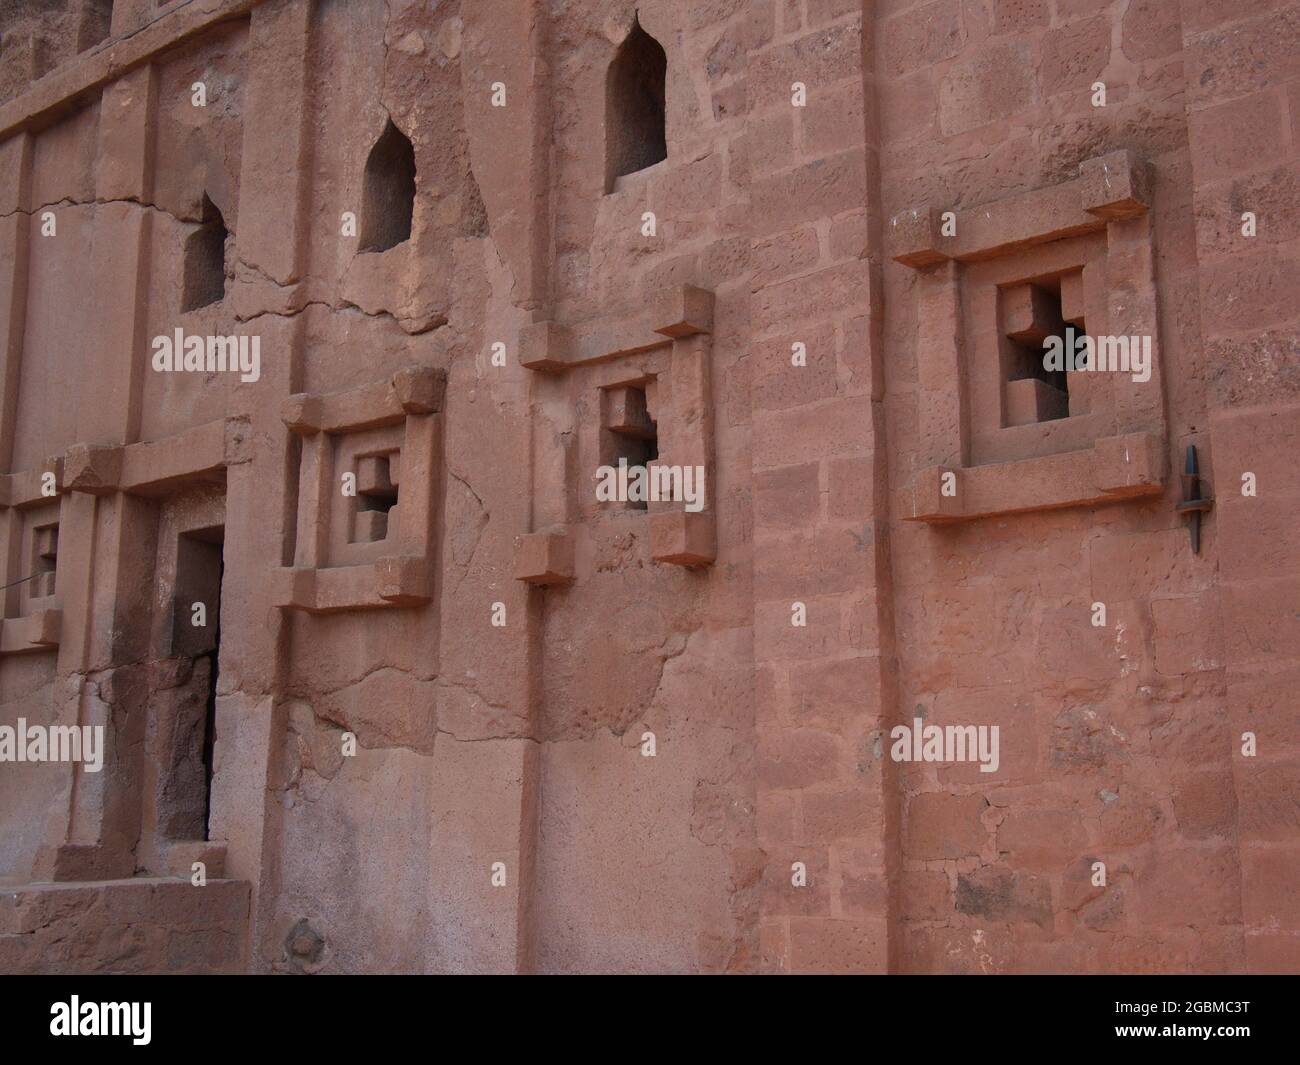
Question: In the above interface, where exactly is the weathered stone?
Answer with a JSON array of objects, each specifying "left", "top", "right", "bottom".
[{"left": 0, "top": 0, "right": 1292, "bottom": 981}]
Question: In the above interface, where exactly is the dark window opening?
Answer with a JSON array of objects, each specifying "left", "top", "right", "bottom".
[
  {"left": 169, "top": 526, "right": 223, "bottom": 842},
  {"left": 353, "top": 453, "right": 399, "bottom": 542},
  {"left": 603, "top": 385, "right": 659, "bottom": 511},
  {"left": 181, "top": 193, "right": 227, "bottom": 312},
  {"left": 1002, "top": 279, "right": 1079, "bottom": 426},
  {"left": 201, "top": 556, "right": 221, "bottom": 840},
  {"left": 360, "top": 120, "right": 416, "bottom": 252},
  {"left": 77, "top": 1, "right": 114, "bottom": 51},
  {"left": 605, "top": 19, "right": 667, "bottom": 192},
  {"left": 31, "top": 522, "right": 58, "bottom": 598}
]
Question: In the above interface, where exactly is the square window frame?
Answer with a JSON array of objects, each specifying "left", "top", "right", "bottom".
[
  {"left": 274, "top": 366, "right": 445, "bottom": 612},
  {"left": 891, "top": 150, "right": 1169, "bottom": 524}
]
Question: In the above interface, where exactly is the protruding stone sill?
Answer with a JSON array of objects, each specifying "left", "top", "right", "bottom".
[
  {"left": 0, "top": 608, "right": 61, "bottom": 654},
  {"left": 282, "top": 366, "right": 445, "bottom": 435},
  {"left": 649, "top": 509, "right": 716, "bottom": 566},
  {"left": 514, "top": 507, "right": 717, "bottom": 585},
  {"left": 519, "top": 284, "right": 714, "bottom": 373},
  {"left": 271, "top": 557, "right": 432, "bottom": 613},
  {"left": 0, "top": 458, "right": 63, "bottom": 506},
  {"left": 0, "top": 876, "right": 250, "bottom": 975},
  {"left": 903, "top": 432, "right": 1165, "bottom": 524}
]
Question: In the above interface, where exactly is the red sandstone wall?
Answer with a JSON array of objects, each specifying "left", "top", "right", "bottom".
[
  {"left": 880, "top": 0, "right": 1228, "bottom": 973},
  {"left": 0, "top": 0, "right": 1295, "bottom": 975}
]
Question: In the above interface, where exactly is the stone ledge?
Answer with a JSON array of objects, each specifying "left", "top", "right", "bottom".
[
  {"left": 0, "top": 609, "right": 61, "bottom": 655},
  {"left": 904, "top": 431, "right": 1166, "bottom": 523},
  {"left": 58, "top": 418, "right": 248, "bottom": 498},
  {"left": 651, "top": 509, "right": 717, "bottom": 566},
  {"left": 283, "top": 366, "right": 447, "bottom": 436},
  {"left": 520, "top": 284, "right": 714, "bottom": 372},
  {"left": 890, "top": 150, "right": 1150, "bottom": 268},
  {"left": 0, "top": 876, "right": 249, "bottom": 974},
  {"left": 0, "top": 459, "right": 63, "bottom": 508},
  {"left": 272, "top": 557, "right": 433, "bottom": 613}
]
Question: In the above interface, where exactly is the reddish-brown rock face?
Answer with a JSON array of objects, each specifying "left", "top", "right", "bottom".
[{"left": 0, "top": 0, "right": 1295, "bottom": 975}]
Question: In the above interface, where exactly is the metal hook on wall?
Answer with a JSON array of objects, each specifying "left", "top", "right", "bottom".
[{"left": 1175, "top": 444, "right": 1214, "bottom": 554}]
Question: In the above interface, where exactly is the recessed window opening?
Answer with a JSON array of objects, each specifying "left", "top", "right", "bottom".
[
  {"left": 31, "top": 523, "right": 58, "bottom": 598},
  {"left": 353, "top": 453, "right": 398, "bottom": 542},
  {"left": 360, "top": 119, "right": 416, "bottom": 252},
  {"left": 1003, "top": 278, "right": 1080, "bottom": 424},
  {"left": 78, "top": 1, "right": 114, "bottom": 51},
  {"left": 605, "top": 18, "right": 668, "bottom": 192},
  {"left": 604, "top": 384, "right": 659, "bottom": 511},
  {"left": 181, "top": 193, "right": 227, "bottom": 312},
  {"left": 170, "top": 526, "right": 224, "bottom": 842}
]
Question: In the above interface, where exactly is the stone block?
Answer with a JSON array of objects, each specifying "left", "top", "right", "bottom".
[
  {"left": 1080, "top": 149, "right": 1151, "bottom": 221},
  {"left": 353, "top": 509, "right": 389, "bottom": 543},
  {"left": 62, "top": 443, "right": 122, "bottom": 494},
  {"left": 513, "top": 530, "right": 575, "bottom": 585},
  {"left": 889, "top": 204, "right": 949, "bottom": 268},
  {"left": 375, "top": 555, "right": 431, "bottom": 605},
  {"left": 650, "top": 509, "right": 716, "bottom": 566},
  {"left": 1005, "top": 377, "right": 1068, "bottom": 426}
]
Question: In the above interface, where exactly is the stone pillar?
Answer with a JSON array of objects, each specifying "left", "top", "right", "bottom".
[
  {"left": 1179, "top": 0, "right": 1300, "bottom": 973},
  {"left": 38, "top": 61, "right": 161, "bottom": 882},
  {"left": 746, "top": 2, "right": 899, "bottom": 973},
  {"left": 0, "top": 133, "right": 33, "bottom": 473},
  {"left": 216, "top": 0, "right": 316, "bottom": 971}
]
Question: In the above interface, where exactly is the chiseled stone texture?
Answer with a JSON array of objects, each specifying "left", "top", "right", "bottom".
[
  {"left": 0, "top": 0, "right": 1294, "bottom": 976},
  {"left": 0, "top": 879, "right": 249, "bottom": 974}
]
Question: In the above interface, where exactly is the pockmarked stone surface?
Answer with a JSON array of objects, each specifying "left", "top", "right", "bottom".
[{"left": 0, "top": 0, "right": 1295, "bottom": 975}]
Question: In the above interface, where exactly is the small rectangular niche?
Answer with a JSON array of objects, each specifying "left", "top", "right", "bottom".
[
  {"left": 352, "top": 452, "right": 399, "bottom": 542},
  {"left": 76, "top": 1, "right": 114, "bottom": 51},
  {"left": 1000, "top": 277, "right": 1084, "bottom": 428},
  {"left": 172, "top": 527, "right": 223, "bottom": 658},
  {"left": 601, "top": 384, "right": 658, "bottom": 511},
  {"left": 30, "top": 523, "right": 58, "bottom": 600}
]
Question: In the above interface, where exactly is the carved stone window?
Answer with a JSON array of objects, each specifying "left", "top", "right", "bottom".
[
  {"left": 514, "top": 285, "right": 717, "bottom": 582},
  {"left": 0, "top": 473, "right": 63, "bottom": 655},
  {"left": 601, "top": 383, "right": 659, "bottom": 511},
  {"left": 275, "top": 366, "right": 444, "bottom": 612},
  {"left": 891, "top": 150, "right": 1168, "bottom": 523},
  {"left": 30, "top": 521, "right": 58, "bottom": 599},
  {"left": 181, "top": 193, "right": 228, "bottom": 312}
]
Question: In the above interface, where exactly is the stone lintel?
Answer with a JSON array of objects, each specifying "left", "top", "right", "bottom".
[
  {"left": 891, "top": 151, "right": 1149, "bottom": 270},
  {"left": 519, "top": 286, "right": 714, "bottom": 373},
  {"left": 283, "top": 367, "right": 446, "bottom": 436}
]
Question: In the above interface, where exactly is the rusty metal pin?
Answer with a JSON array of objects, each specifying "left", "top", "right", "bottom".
[{"left": 1175, "top": 444, "right": 1214, "bottom": 554}]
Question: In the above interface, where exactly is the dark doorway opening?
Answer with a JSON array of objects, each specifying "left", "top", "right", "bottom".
[{"left": 172, "top": 525, "right": 224, "bottom": 841}]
